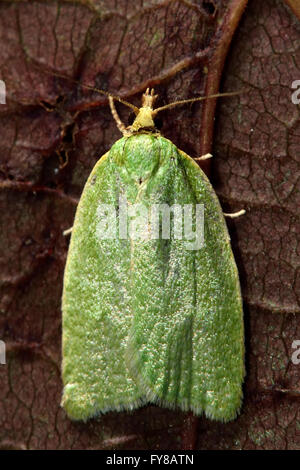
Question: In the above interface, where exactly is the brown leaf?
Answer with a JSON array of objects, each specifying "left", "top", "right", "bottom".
[{"left": 0, "top": 0, "right": 299, "bottom": 450}]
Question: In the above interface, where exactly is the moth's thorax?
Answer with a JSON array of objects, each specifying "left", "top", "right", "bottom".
[
  {"left": 130, "top": 107, "right": 155, "bottom": 133},
  {"left": 123, "top": 134, "right": 160, "bottom": 181}
]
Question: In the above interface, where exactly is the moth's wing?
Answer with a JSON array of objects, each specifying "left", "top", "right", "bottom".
[
  {"left": 127, "top": 138, "right": 245, "bottom": 422},
  {"left": 62, "top": 143, "right": 144, "bottom": 420},
  {"left": 179, "top": 149, "right": 245, "bottom": 421}
]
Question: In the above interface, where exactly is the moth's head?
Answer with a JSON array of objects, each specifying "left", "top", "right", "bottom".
[
  {"left": 106, "top": 87, "right": 243, "bottom": 136},
  {"left": 129, "top": 88, "right": 158, "bottom": 132}
]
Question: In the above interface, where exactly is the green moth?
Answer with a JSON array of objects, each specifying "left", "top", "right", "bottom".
[{"left": 62, "top": 88, "right": 245, "bottom": 422}]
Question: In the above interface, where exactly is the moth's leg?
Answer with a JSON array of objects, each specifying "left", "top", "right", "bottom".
[
  {"left": 194, "top": 153, "right": 213, "bottom": 161},
  {"left": 108, "top": 96, "right": 127, "bottom": 135},
  {"left": 63, "top": 227, "right": 73, "bottom": 236},
  {"left": 194, "top": 153, "right": 244, "bottom": 218},
  {"left": 223, "top": 209, "right": 246, "bottom": 218}
]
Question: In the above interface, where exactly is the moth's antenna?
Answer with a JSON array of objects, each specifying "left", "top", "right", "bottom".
[
  {"left": 152, "top": 90, "right": 244, "bottom": 115},
  {"left": 35, "top": 68, "right": 140, "bottom": 114}
]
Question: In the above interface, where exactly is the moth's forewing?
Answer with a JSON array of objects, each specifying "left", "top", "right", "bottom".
[
  {"left": 62, "top": 147, "right": 145, "bottom": 420},
  {"left": 126, "top": 137, "right": 245, "bottom": 422}
]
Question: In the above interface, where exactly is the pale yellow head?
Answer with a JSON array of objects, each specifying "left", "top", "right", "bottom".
[
  {"left": 129, "top": 88, "right": 158, "bottom": 132},
  {"left": 107, "top": 86, "right": 243, "bottom": 136}
]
